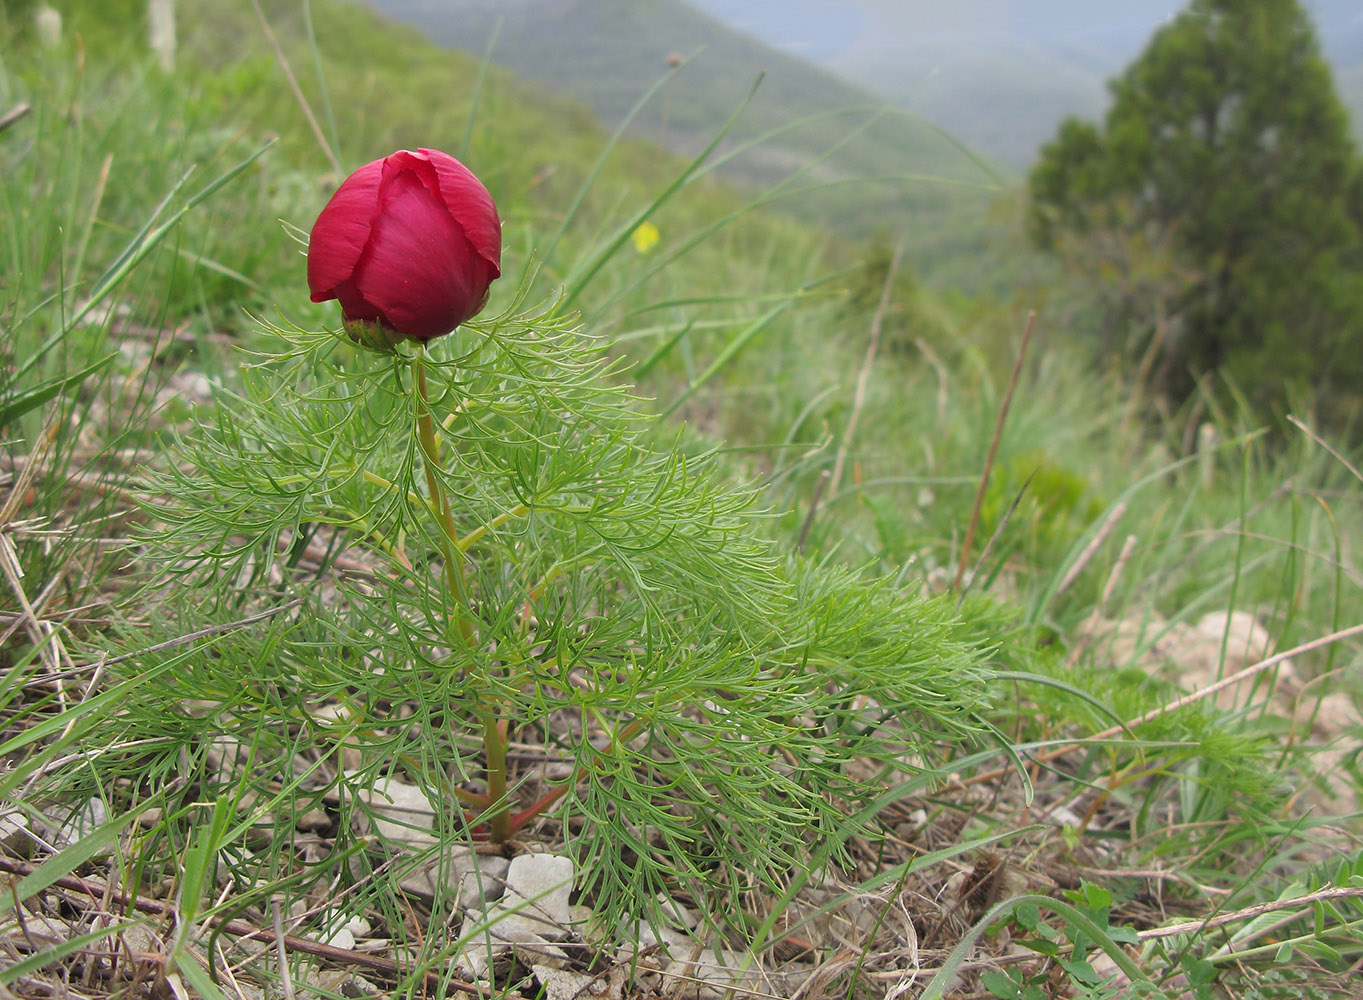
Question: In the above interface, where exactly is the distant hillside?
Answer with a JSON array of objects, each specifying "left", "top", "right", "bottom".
[
  {"left": 363, "top": 0, "right": 1006, "bottom": 282},
  {"left": 827, "top": 41, "right": 1111, "bottom": 171},
  {"left": 695, "top": 0, "right": 1363, "bottom": 168},
  {"left": 828, "top": 26, "right": 1363, "bottom": 170}
]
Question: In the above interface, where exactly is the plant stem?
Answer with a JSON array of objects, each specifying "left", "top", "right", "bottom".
[
  {"left": 482, "top": 715, "right": 511, "bottom": 843},
  {"left": 828, "top": 241, "right": 902, "bottom": 498},
  {"left": 412, "top": 352, "right": 515, "bottom": 842},
  {"left": 413, "top": 353, "right": 472, "bottom": 643}
]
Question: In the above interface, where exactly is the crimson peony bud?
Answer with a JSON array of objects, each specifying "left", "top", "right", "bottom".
[{"left": 307, "top": 148, "right": 502, "bottom": 346}]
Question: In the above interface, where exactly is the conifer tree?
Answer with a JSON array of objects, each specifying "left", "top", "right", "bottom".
[{"left": 1029, "top": 0, "right": 1363, "bottom": 418}]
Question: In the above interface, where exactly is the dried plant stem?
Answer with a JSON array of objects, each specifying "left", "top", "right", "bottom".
[
  {"left": 248, "top": 0, "right": 341, "bottom": 175},
  {"left": 482, "top": 715, "right": 511, "bottom": 843},
  {"left": 797, "top": 470, "right": 830, "bottom": 551},
  {"left": 270, "top": 900, "right": 297, "bottom": 1000},
  {"left": 1082, "top": 622, "right": 1363, "bottom": 742},
  {"left": 1054, "top": 501, "right": 1127, "bottom": 598},
  {"left": 953, "top": 310, "right": 1038, "bottom": 593},
  {"left": 1124, "top": 307, "right": 1167, "bottom": 434},
  {"left": 1288, "top": 414, "right": 1363, "bottom": 484},
  {"left": 0, "top": 859, "right": 477, "bottom": 993},
  {"left": 0, "top": 103, "right": 30, "bottom": 133},
  {"left": 1065, "top": 532, "right": 1138, "bottom": 668},
  {"left": 1133, "top": 884, "right": 1363, "bottom": 943},
  {"left": 913, "top": 335, "right": 950, "bottom": 427},
  {"left": 829, "top": 243, "right": 903, "bottom": 498},
  {"left": 964, "top": 620, "right": 1363, "bottom": 790},
  {"left": 957, "top": 469, "right": 1036, "bottom": 605}
]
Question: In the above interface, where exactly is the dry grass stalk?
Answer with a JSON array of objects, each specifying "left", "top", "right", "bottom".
[
  {"left": 0, "top": 857, "right": 483, "bottom": 995},
  {"left": 1054, "top": 501, "right": 1127, "bottom": 598},
  {"left": 962, "top": 620, "right": 1363, "bottom": 792},
  {"left": 828, "top": 243, "right": 904, "bottom": 498},
  {"left": 952, "top": 310, "right": 1039, "bottom": 593},
  {"left": 248, "top": 0, "right": 341, "bottom": 175}
]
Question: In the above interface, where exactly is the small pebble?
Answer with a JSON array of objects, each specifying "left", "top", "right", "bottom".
[{"left": 296, "top": 807, "right": 331, "bottom": 832}]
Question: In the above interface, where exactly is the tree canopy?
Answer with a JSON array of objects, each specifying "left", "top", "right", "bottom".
[{"left": 1029, "top": 0, "right": 1363, "bottom": 421}]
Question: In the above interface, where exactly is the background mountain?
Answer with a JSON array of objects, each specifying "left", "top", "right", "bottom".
[
  {"left": 691, "top": 0, "right": 1363, "bottom": 167},
  {"left": 363, "top": 0, "right": 1010, "bottom": 284},
  {"left": 363, "top": 0, "right": 1361, "bottom": 275},
  {"left": 369, "top": 0, "right": 1363, "bottom": 174}
]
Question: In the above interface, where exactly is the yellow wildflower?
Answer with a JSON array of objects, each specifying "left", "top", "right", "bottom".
[{"left": 631, "top": 221, "right": 660, "bottom": 254}]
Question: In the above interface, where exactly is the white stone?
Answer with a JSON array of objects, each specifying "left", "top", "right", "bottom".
[
  {"left": 296, "top": 808, "right": 331, "bottom": 832},
  {"left": 325, "top": 926, "right": 355, "bottom": 951},
  {"left": 303, "top": 971, "right": 377, "bottom": 996},
  {"left": 3, "top": 912, "right": 69, "bottom": 943},
  {"left": 460, "top": 854, "right": 511, "bottom": 907},
  {"left": 534, "top": 964, "right": 625, "bottom": 1000},
  {"left": 119, "top": 924, "right": 162, "bottom": 958},
  {"left": 59, "top": 798, "right": 112, "bottom": 855},
  {"left": 396, "top": 846, "right": 510, "bottom": 904},
  {"left": 622, "top": 922, "right": 693, "bottom": 961},
  {"left": 455, "top": 853, "right": 576, "bottom": 979},
  {"left": 621, "top": 911, "right": 762, "bottom": 997},
  {"left": 206, "top": 735, "right": 248, "bottom": 770},
  {"left": 1092, "top": 610, "right": 1294, "bottom": 710},
  {"left": 1044, "top": 804, "right": 1084, "bottom": 827},
  {"left": 362, "top": 777, "right": 436, "bottom": 845},
  {"left": 0, "top": 809, "right": 31, "bottom": 857},
  {"left": 316, "top": 909, "right": 370, "bottom": 952},
  {"left": 655, "top": 892, "right": 697, "bottom": 929},
  {"left": 503, "top": 853, "right": 574, "bottom": 929},
  {"left": 647, "top": 938, "right": 757, "bottom": 1000}
]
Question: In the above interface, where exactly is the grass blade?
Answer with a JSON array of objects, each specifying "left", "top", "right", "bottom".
[
  {"left": 661, "top": 302, "right": 792, "bottom": 417},
  {"left": 561, "top": 72, "right": 766, "bottom": 306},
  {"left": 0, "top": 353, "right": 113, "bottom": 428},
  {"left": 459, "top": 17, "right": 502, "bottom": 161},
  {"left": 541, "top": 56, "right": 690, "bottom": 270},
  {"left": 0, "top": 804, "right": 150, "bottom": 918}
]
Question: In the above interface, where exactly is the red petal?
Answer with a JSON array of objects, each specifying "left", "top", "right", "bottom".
[
  {"left": 421, "top": 148, "right": 502, "bottom": 278},
  {"left": 351, "top": 166, "right": 488, "bottom": 339},
  {"left": 307, "top": 158, "right": 384, "bottom": 302},
  {"left": 331, "top": 279, "right": 390, "bottom": 328}
]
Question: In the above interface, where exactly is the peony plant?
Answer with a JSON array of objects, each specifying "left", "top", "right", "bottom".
[
  {"left": 307, "top": 148, "right": 523, "bottom": 839},
  {"left": 149, "top": 145, "right": 989, "bottom": 932}
]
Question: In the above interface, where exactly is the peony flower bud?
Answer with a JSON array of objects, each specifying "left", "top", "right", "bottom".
[{"left": 307, "top": 148, "right": 502, "bottom": 346}]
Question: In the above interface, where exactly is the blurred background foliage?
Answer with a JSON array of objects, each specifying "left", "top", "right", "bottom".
[{"left": 1029, "top": 0, "right": 1363, "bottom": 425}]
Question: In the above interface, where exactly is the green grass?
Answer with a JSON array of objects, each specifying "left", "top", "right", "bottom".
[{"left": 2, "top": 2, "right": 1361, "bottom": 999}]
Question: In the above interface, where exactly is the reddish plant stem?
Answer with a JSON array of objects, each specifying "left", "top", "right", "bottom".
[{"left": 506, "top": 719, "right": 644, "bottom": 836}]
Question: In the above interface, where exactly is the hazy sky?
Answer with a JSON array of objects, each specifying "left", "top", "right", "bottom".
[
  {"left": 688, "top": 0, "right": 1359, "bottom": 64},
  {"left": 688, "top": 0, "right": 1180, "bottom": 59}
]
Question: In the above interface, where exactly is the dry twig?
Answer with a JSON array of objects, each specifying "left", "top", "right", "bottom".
[
  {"left": 953, "top": 310, "right": 1039, "bottom": 593},
  {"left": 828, "top": 243, "right": 903, "bottom": 498},
  {"left": 0, "top": 858, "right": 485, "bottom": 994}
]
